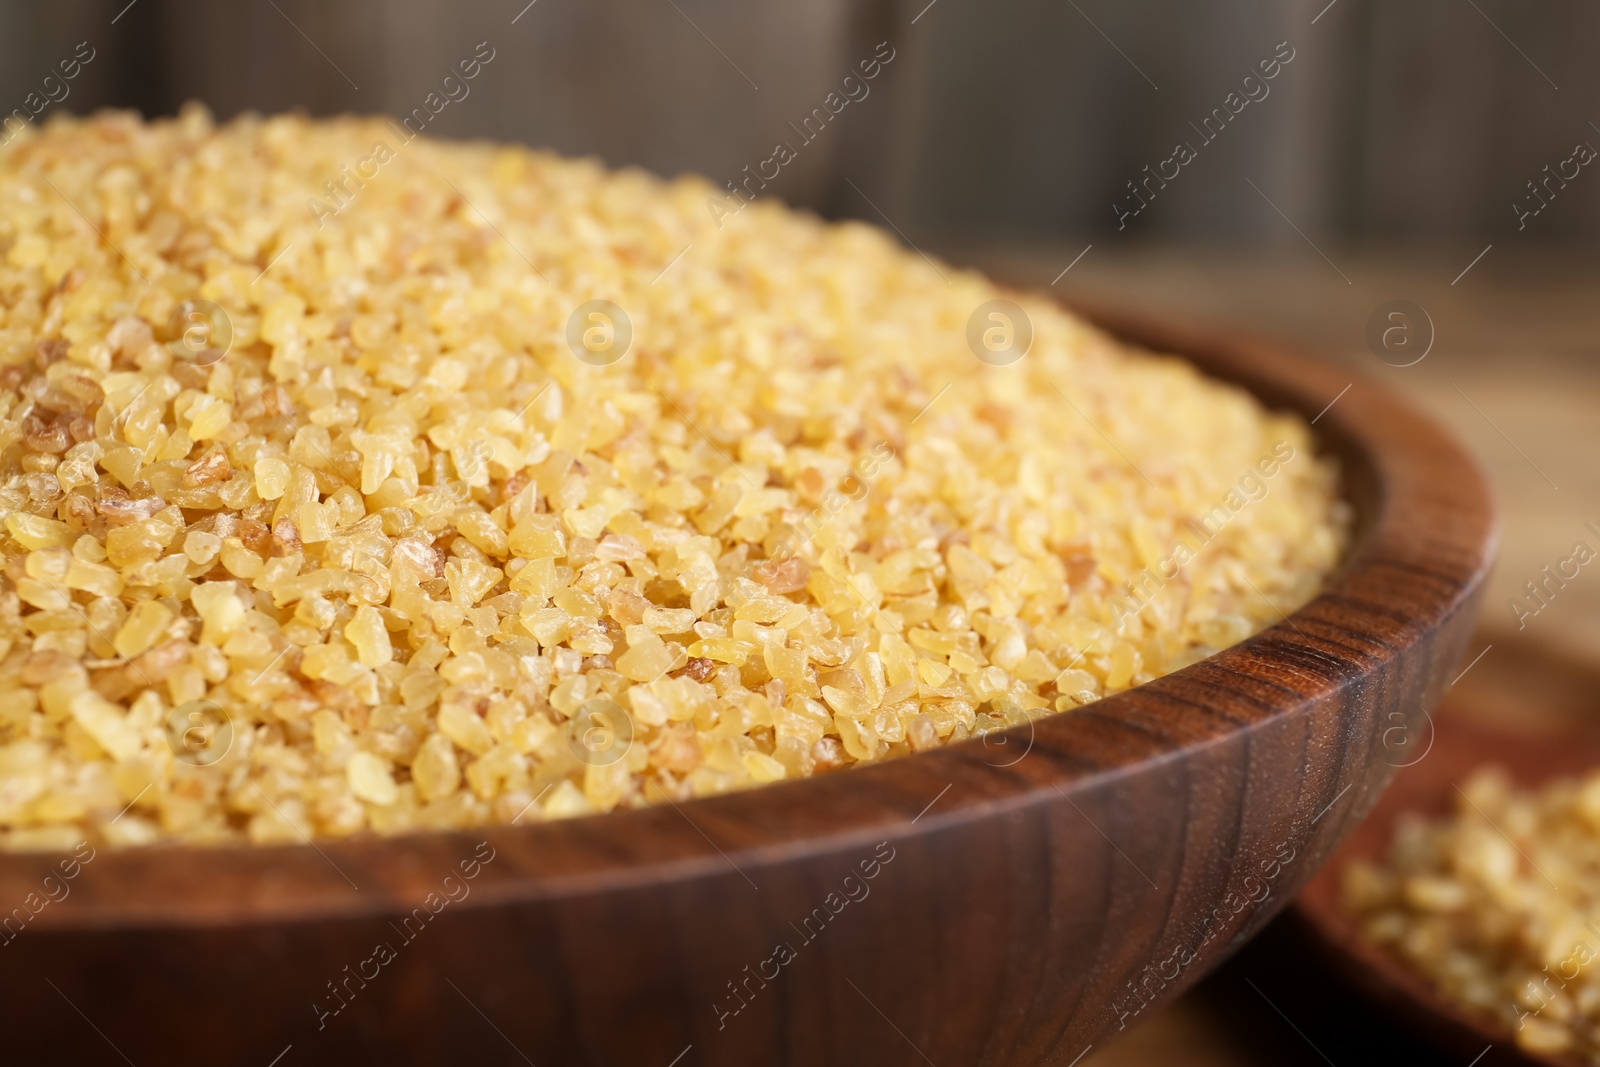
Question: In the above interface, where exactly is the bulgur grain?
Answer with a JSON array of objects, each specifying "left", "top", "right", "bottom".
[
  {"left": 1347, "top": 767, "right": 1600, "bottom": 1062},
  {"left": 0, "top": 107, "right": 1344, "bottom": 849}
]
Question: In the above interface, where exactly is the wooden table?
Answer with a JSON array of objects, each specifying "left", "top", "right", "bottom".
[{"left": 950, "top": 243, "right": 1600, "bottom": 1066}]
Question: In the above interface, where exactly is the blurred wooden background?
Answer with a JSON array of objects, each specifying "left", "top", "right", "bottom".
[{"left": 3, "top": 0, "right": 1599, "bottom": 246}]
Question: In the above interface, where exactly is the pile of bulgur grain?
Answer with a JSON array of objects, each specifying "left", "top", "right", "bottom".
[
  {"left": 0, "top": 107, "right": 1345, "bottom": 849},
  {"left": 1346, "top": 768, "right": 1600, "bottom": 1062}
]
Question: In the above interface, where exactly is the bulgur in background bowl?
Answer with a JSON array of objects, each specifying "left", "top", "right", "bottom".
[
  {"left": 0, "top": 110, "right": 1493, "bottom": 1066},
  {"left": 1295, "top": 643, "right": 1600, "bottom": 1067}
]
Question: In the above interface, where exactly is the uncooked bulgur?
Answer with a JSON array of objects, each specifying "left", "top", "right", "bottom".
[
  {"left": 0, "top": 107, "right": 1345, "bottom": 849},
  {"left": 1347, "top": 768, "right": 1600, "bottom": 1062}
]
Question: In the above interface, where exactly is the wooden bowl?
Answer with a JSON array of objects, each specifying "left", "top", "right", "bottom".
[
  {"left": 1293, "top": 639, "right": 1600, "bottom": 1067},
  {"left": 0, "top": 306, "right": 1496, "bottom": 1067}
]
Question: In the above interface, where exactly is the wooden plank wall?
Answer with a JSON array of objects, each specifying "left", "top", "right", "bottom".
[{"left": 1, "top": 0, "right": 1596, "bottom": 246}]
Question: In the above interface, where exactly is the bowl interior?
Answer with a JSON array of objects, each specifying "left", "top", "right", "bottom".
[{"left": 0, "top": 299, "right": 1496, "bottom": 937}]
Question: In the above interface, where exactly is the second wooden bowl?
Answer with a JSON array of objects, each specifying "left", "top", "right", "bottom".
[
  {"left": 1292, "top": 639, "right": 1600, "bottom": 1067},
  {"left": 0, "top": 305, "right": 1497, "bottom": 1066}
]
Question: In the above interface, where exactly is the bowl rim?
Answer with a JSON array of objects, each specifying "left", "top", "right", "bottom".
[{"left": 0, "top": 298, "right": 1499, "bottom": 930}]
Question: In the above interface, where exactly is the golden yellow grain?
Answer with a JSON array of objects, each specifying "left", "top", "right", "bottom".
[
  {"left": 1347, "top": 768, "right": 1600, "bottom": 1063},
  {"left": 0, "top": 106, "right": 1345, "bottom": 849}
]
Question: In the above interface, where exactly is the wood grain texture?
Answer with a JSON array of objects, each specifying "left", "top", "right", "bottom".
[
  {"left": 1293, "top": 640, "right": 1600, "bottom": 1067},
  {"left": 0, "top": 305, "right": 1497, "bottom": 1067}
]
